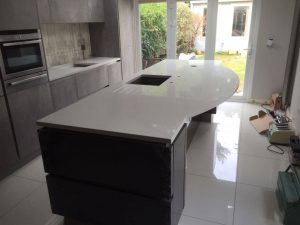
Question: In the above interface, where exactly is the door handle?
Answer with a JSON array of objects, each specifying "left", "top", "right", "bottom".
[
  {"left": 3, "top": 40, "right": 41, "bottom": 47},
  {"left": 243, "top": 48, "right": 252, "bottom": 56},
  {"left": 8, "top": 74, "right": 48, "bottom": 86}
]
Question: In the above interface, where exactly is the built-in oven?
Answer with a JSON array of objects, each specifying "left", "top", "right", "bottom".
[{"left": 0, "top": 30, "right": 46, "bottom": 81}]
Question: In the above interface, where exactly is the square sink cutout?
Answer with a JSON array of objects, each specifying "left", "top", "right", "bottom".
[{"left": 128, "top": 75, "right": 171, "bottom": 86}]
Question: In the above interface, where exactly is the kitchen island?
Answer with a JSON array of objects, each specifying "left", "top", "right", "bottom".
[{"left": 37, "top": 60, "right": 239, "bottom": 225}]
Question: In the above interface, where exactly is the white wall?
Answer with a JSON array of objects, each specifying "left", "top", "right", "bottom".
[
  {"left": 291, "top": 50, "right": 300, "bottom": 135},
  {"left": 250, "top": 0, "right": 295, "bottom": 100}
]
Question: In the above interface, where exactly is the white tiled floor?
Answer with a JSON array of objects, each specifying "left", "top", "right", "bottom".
[{"left": 0, "top": 102, "right": 289, "bottom": 225}]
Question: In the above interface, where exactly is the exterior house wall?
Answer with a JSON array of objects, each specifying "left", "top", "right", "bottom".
[{"left": 191, "top": 1, "right": 252, "bottom": 53}]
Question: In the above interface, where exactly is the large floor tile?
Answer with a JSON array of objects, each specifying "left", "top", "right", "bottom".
[
  {"left": 233, "top": 183, "right": 282, "bottom": 225},
  {"left": 0, "top": 176, "right": 41, "bottom": 217},
  {"left": 237, "top": 154, "right": 289, "bottom": 189},
  {"left": 179, "top": 215, "right": 222, "bottom": 225},
  {"left": 189, "top": 122, "right": 218, "bottom": 151},
  {"left": 0, "top": 184, "right": 53, "bottom": 225},
  {"left": 238, "top": 131, "right": 289, "bottom": 160},
  {"left": 187, "top": 142, "right": 238, "bottom": 182},
  {"left": 183, "top": 174, "right": 235, "bottom": 225},
  {"left": 13, "top": 156, "right": 46, "bottom": 182}
]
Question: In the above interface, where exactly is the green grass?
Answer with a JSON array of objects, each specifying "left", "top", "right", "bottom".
[{"left": 196, "top": 52, "right": 246, "bottom": 93}]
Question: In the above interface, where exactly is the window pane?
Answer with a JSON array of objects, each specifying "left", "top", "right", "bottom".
[
  {"left": 140, "top": 3, "right": 167, "bottom": 69},
  {"left": 232, "top": 7, "right": 248, "bottom": 36},
  {"left": 215, "top": 1, "right": 252, "bottom": 96},
  {"left": 177, "top": 0, "right": 208, "bottom": 60}
]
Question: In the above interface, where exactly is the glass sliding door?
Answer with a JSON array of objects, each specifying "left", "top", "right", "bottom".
[
  {"left": 214, "top": 0, "right": 253, "bottom": 97},
  {"left": 138, "top": 0, "right": 256, "bottom": 99},
  {"left": 177, "top": 0, "right": 208, "bottom": 60}
]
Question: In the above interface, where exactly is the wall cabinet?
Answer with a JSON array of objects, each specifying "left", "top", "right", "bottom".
[
  {"left": 76, "top": 66, "right": 108, "bottom": 99},
  {"left": 0, "top": 0, "right": 39, "bottom": 30},
  {"left": 7, "top": 83, "right": 54, "bottom": 159},
  {"left": 107, "top": 61, "right": 122, "bottom": 85},
  {"left": 88, "top": 0, "right": 105, "bottom": 23},
  {"left": 37, "top": 0, "right": 105, "bottom": 24},
  {"left": 50, "top": 76, "right": 78, "bottom": 111},
  {"left": 36, "top": 0, "right": 51, "bottom": 24},
  {"left": 0, "top": 96, "right": 19, "bottom": 178}
]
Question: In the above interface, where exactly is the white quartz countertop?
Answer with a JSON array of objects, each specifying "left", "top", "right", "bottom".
[
  {"left": 38, "top": 60, "right": 239, "bottom": 143},
  {"left": 48, "top": 57, "right": 120, "bottom": 81}
]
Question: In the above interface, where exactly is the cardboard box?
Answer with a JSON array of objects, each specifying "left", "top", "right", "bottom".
[{"left": 249, "top": 110, "right": 274, "bottom": 134}]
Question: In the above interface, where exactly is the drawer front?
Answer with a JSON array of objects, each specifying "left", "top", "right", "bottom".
[
  {"left": 76, "top": 66, "right": 108, "bottom": 98},
  {"left": 108, "top": 61, "right": 122, "bottom": 85},
  {"left": 47, "top": 175, "right": 171, "bottom": 225},
  {"left": 50, "top": 76, "right": 78, "bottom": 111},
  {"left": 39, "top": 128, "right": 172, "bottom": 199}
]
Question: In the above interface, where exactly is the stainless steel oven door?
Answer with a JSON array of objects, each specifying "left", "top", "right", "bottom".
[{"left": 0, "top": 39, "right": 46, "bottom": 80}]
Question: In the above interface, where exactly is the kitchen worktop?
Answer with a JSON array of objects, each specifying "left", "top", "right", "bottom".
[
  {"left": 48, "top": 57, "right": 120, "bottom": 81},
  {"left": 38, "top": 59, "right": 239, "bottom": 143}
]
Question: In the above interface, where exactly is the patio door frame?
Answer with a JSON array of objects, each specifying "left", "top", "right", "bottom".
[
  {"left": 139, "top": 0, "right": 260, "bottom": 100},
  {"left": 165, "top": 0, "right": 260, "bottom": 100}
]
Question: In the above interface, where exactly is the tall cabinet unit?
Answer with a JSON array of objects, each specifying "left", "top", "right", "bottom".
[
  {"left": 5, "top": 77, "right": 54, "bottom": 160},
  {"left": 0, "top": 84, "right": 19, "bottom": 179}
]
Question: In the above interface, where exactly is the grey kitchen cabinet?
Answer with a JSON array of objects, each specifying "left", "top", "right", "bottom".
[
  {"left": 49, "top": 0, "right": 89, "bottom": 23},
  {"left": 75, "top": 66, "right": 108, "bottom": 99},
  {"left": 0, "top": 96, "right": 19, "bottom": 178},
  {"left": 45, "top": 0, "right": 104, "bottom": 23},
  {"left": 0, "top": 83, "right": 3, "bottom": 96},
  {"left": 88, "top": 0, "right": 105, "bottom": 23},
  {"left": 50, "top": 76, "right": 78, "bottom": 111},
  {"left": 36, "top": 0, "right": 51, "bottom": 24},
  {"left": 107, "top": 61, "right": 122, "bottom": 85},
  {"left": 6, "top": 83, "right": 54, "bottom": 159},
  {"left": 0, "top": 0, "right": 39, "bottom": 30}
]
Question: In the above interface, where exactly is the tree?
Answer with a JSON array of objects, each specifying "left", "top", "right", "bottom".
[
  {"left": 176, "top": 3, "right": 195, "bottom": 54},
  {"left": 140, "top": 3, "right": 167, "bottom": 59},
  {"left": 140, "top": 3, "right": 200, "bottom": 60}
]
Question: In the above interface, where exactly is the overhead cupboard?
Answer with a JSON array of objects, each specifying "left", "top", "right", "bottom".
[{"left": 36, "top": 0, "right": 105, "bottom": 23}]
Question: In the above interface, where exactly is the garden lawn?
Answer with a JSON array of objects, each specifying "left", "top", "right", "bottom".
[{"left": 196, "top": 52, "right": 246, "bottom": 93}]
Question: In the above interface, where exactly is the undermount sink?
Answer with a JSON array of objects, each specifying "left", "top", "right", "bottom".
[
  {"left": 73, "top": 63, "right": 97, "bottom": 67},
  {"left": 128, "top": 75, "right": 171, "bottom": 86}
]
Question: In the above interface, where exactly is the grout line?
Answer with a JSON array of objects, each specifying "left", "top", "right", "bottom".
[
  {"left": 181, "top": 214, "right": 226, "bottom": 225},
  {"left": 11, "top": 174, "right": 45, "bottom": 184},
  {"left": 231, "top": 143, "right": 241, "bottom": 225},
  {"left": 236, "top": 181, "right": 276, "bottom": 191},
  {"left": 44, "top": 215, "right": 64, "bottom": 225},
  {"left": 0, "top": 181, "right": 43, "bottom": 219},
  {"left": 237, "top": 151, "right": 289, "bottom": 161},
  {"left": 185, "top": 172, "right": 235, "bottom": 183}
]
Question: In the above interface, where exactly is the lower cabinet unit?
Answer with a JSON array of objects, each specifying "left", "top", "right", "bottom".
[
  {"left": 6, "top": 82, "right": 54, "bottom": 160},
  {"left": 50, "top": 76, "right": 78, "bottom": 111},
  {"left": 75, "top": 66, "right": 108, "bottom": 99},
  {"left": 107, "top": 61, "right": 122, "bottom": 85},
  {"left": 38, "top": 125, "right": 187, "bottom": 225},
  {"left": 0, "top": 96, "right": 19, "bottom": 179}
]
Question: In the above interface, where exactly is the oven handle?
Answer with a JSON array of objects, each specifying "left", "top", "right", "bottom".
[
  {"left": 8, "top": 73, "right": 48, "bottom": 86},
  {"left": 3, "top": 40, "right": 41, "bottom": 47}
]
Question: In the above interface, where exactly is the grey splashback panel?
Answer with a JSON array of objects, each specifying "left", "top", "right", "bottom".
[{"left": 41, "top": 23, "right": 92, "bottom": 67}]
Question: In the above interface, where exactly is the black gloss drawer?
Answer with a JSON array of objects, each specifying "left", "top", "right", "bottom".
[
  {"left": 39, "top": 128, "right": 172, "bottom": 200},
  {"left": 46, "top": 175, "right": 171, "bottom": 225}
]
